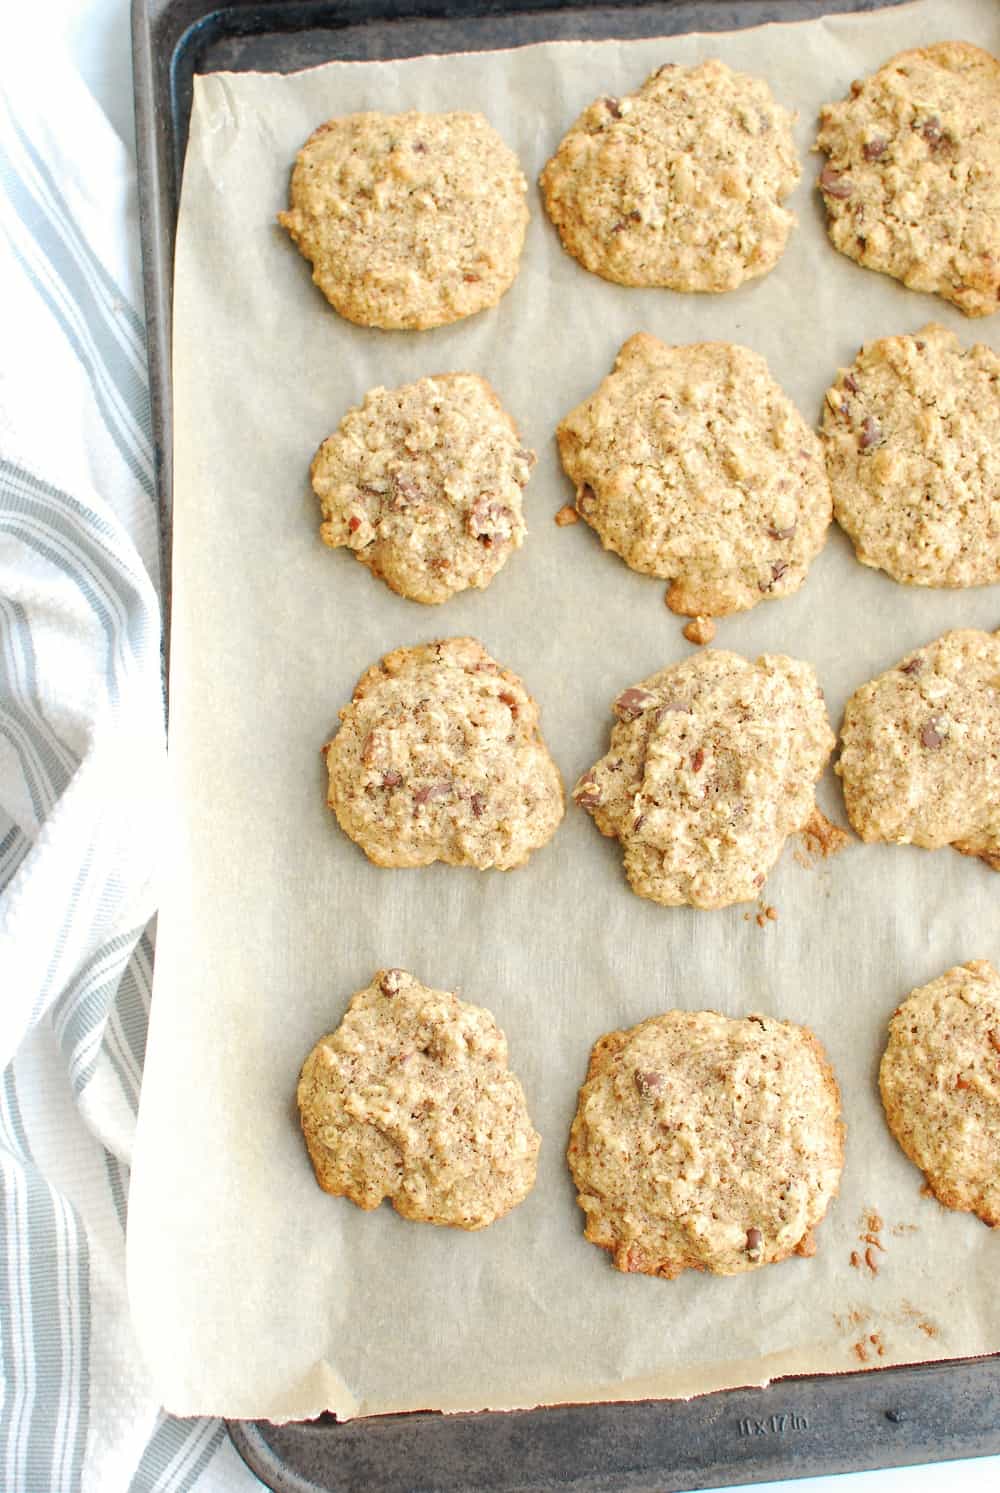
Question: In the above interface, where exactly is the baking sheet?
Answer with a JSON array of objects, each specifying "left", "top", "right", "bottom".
[{"left": 127, "top": 0, "right": 1000, "bottom": 1422}]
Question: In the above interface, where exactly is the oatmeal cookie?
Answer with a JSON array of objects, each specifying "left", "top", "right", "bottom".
[
  {"left": 837, "top": 629, "right": 1000, "bottom": 871},
  {"left": 540, "top": 60, "right": 800, "bottom": 292},
  {"left": 573, "top": 649, "right": 836, "bottom": 908},
  {"left": 298, "top": 969, "right": 540, "bottom": 1228},
  {"left": 278, "top": 111, "right": 528, "bottom": 329},
  {"left": 323, "top": 638, "right": 564, "bottom": 869},
  {"left": 816, "top": 42, "right": 1000, "bottom": 317},
  {"left": 568, "top": 1009, "right": 844, "bottom": 1277},
  {"left": 557, "top": 334, "right": 831, "bottom": 616},
  {"left": 823, "top": 324, "right": 1000, "bottom": 587},
  {"left": 311, "top": 374, "right": 533, "bottom": 604},
  {"left": 880, "top": 960, "right": 1000, "bottom": 1226}
]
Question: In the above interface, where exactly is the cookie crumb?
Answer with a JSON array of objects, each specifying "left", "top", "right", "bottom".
[
  {"left": 765, "top": 905, "right": 778, "bottom": 921},
  {"left": 756, "top": 912, "right": 767, "bottom": 928},
  {"left": 682, "top": 615, "right": 716, "bottom": 646},
  {"left": 800, "top": 806, "right": 851, "bottom": 861},
  {"left": 555, "top": 504, "right": 579, "bottom": 527},
  {"left": 900, "top": 1301, "right": 938, "bottom": 1338}
]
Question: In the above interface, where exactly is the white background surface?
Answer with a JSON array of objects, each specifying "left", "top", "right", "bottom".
[{"left": 33, "top": 0, "right": 1000, "bottom": 1487}]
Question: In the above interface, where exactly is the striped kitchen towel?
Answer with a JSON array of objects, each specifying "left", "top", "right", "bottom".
[{"left": 0, "top": 23, "right": 260, "bottom": 1493}]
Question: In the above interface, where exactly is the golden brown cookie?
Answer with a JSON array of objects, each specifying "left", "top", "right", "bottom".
[
  {"left": 310, "top": 374, "right": 534, "bottom": 604},
  {"left": 278, "top": 111, "right": 528, "bottom": 329},
  {"left": 837, "top": 629, "right": 1000, "bottom": 871},
  {"left": 816, "top": 42, "right": 1000, "bottom": 317},
  {"left": 822, "top": 324, "right": 1000, "bottom": 587},
  {"left": 540, "top": 60, "right": 800, "bottom": 292},
  {"left": 557, "top": 334, "right": 831, "bottom": 616},
  {"left": 298, "top": 969, "right": 540, "bottom": 1228},
  {"left": 323, "top": 638, "right": 564, "bottom": 870},
  {"left": 568, "top": 1010, "right": 845, "bottom": 1278},
  {"left": 573, "top": 649, "right": 836, "bottom": 908},
  {"left": 880, "top": 960, "right": 1000, "bottom": 1226}
]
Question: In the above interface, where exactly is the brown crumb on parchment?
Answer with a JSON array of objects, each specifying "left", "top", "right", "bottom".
[
  {"left": 836, "top": 1300, "right": 939, "bottom": 1363},
  {"left": 555, "top": 504, "right": 579, "bottom": 526},
  {"left": 797, "top": 806, "right": 851, "bottom": 865},
  {"left": 900, "top": 1301, "right": 939, "bottom": 1339},
  {"left": 682, "top": 615, "right": 716, "bottom": 646},
  {"left": 833, "top": 1305, "right": 871, "bottom": 1334},
  {"left": 850, "top": 1208, "right": 887, "bottom": 1275},
  {"left": 853, "top": 1329, "right": 888, "bottom": 1363}
]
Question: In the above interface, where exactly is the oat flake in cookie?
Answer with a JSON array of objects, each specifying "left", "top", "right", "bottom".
[
  {"left": 323, "top": 638, "right": 564, "bottom": 870},
  {"left": 574, "top": 649, "right": 835, "bottom": 909},
  {"left": 837, "top": 629, "right": 1000, "bottom": 871},
  {"left": 311, "top": 375, "right": 534, "bottom": 604},
  {"left": 298, "top": 970, "right": 540, "bottom": 1229},
  {"left": 880, "top": 961, "right": 1000, "bottom": 1227},
  {"left": 568, "top": 1011, "right": 844, "bottom": 1278},
  {"left": 816, "top": 42, "right": 1000, "bottom": 318},
  {"left": 278, "top": 111, "right": 528, "bottom": 330},
  {"left": 823, "top": 324, "right": 1000, "bottom": 588},
  {"left": 540, "top": 60, "right": 800, "bottom": 293},
  {"left": 557, "top": 334, "right": 831, "bottom": 617}
]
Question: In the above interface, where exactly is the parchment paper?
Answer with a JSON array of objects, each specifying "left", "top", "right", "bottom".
[{"left": 128, "top": 0, "right": 1000, "bottom": 1422}]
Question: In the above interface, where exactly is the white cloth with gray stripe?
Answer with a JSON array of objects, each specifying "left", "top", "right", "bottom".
[{"left": 0, "top": 23, "right": 260, "bottom": 1493}]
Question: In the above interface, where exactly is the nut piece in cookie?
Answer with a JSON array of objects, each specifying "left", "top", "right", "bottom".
[
  {"left": 816, "top": 42, "right": 1000, "bottom": 317},
  {"left": 311, "top": 375, "right": 534, "bottom": 604},
  {"left": 540, "top": 60, "right": 800, "bottom": 292},
  {"left": 837, "top": 629, "right": 1000, "bottom": 870},
  {"left": 298, "top": 970, "right": 540, "bottom": 1229},
  {"left": 880, "top": 961, "right": 1000, "bottom": 1226},
  {"left": 823, "top": 324, "right": 1000, "bottom": 588},
  {"left": 573, "top": 649, "right": 835, "bottom": 909},
  {"left": 568, "top": 1010, "right": 844, "bottom": 1277},
  {"left": 557, "top": 334, "right": 831, "bottom": 616},
  {"left": 323, "top": 637, "right": 564, "bottom": 870},
  {"left": 278, "top": 111, "right": 529, "bottom": 330}
]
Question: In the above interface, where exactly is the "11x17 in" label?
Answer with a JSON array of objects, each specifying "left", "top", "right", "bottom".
[{"left": 737, "top": 1413, "right": 810, "bottom": 1436}]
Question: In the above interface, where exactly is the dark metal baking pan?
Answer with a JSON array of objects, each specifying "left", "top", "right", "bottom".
[{"left": 130, "top": 0, "right": 1000, "bottom": 1487}]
